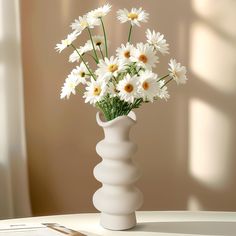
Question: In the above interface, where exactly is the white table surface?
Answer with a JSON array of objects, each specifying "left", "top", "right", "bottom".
[{"left": 0, "top": 211, "right": 236, "bottom": 236}]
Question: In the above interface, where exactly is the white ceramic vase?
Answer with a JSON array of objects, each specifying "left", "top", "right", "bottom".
[{"left": 93, "top": 111, "right": 143, "bottom": 230}]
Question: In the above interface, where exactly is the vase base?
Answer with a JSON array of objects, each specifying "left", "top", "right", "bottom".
[{"left": 100, "top": 212, "right": 137, "bottom": 231}]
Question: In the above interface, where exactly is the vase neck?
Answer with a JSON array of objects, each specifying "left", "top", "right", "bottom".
[
  {"left": 96, "top": 112, "right": 137, "bottom": 143},
  {"left": 103, "top": 125, "right": 132, "bottom": 142}
]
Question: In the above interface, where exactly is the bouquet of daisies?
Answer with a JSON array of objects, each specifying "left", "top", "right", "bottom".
[{"left": 55, "top": 4, "right": 188, "bottom": 121}]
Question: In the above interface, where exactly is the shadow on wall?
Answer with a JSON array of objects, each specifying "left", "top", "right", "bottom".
[
  {"left": 186, "top": 0, "right": 236, "bottom": 210},
  {"left": 135, "top": 0, "right": 236, "bottom": 211}
]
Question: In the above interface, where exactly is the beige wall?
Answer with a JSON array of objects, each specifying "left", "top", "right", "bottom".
[{"left": 20, "top": 0, "right": 236, "bottom": 216}]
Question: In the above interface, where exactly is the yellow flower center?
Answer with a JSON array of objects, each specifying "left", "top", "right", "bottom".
[
  {"left": 93, "top": 86, "right": 101, "bottom": 96},
  {"left": 138, "top": 54, "right": 148, "bottom": 63},
  {"left": 142, "top": 81, "right": 149, "bottom": 90},
  {"left": 128, "top": 13, "right": 138, "bottom": 20},
  {"left": 62, "top": 39, "right": 70, "bottom": 46},
  {"left": 68, "top": 82, "right": 75, "bottom": 89},
  {"left": 108, "top": 64, "right": 118, "bottom": 73},
  {"left": 124, "top": 51, "right": 130, "bottom": 58},
  {"left": 124, "top": 84, "right": 134, "bottom": 93},
  {"left": 80, "top": 21, "right": 88, "bottom": 28}
]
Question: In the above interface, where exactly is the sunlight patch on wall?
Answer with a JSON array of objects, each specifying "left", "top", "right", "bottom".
[
  {"left": 192, "top": 0, "right": 227, "bottom": 19},
  {"left": 189, "top": 98, "right": 232, "bottom": 190},
  {"left": 14, "top": 0, "right": 21, "bottom": 42},
  {"left": 192, "top": 0, "right": 236, "bottom": 38},
  {"left": 190, "top": 22, "right": 236, "bottom": 94}
]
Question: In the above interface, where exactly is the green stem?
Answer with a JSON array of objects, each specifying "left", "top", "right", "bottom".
[
  {"left": 157, "top": 74, "right": 169, "bottom": 82},
  {"left": 71, "top": 44, "right": 96, "bottom": 80},
  {"left": 98, "top": 45, "right": 105, "bottom": 60},
  {"left": 100, "top": 18, "right": 108, "bottom": 57},
  {"left": 128, "top": 24, "right": 133, "bottom": 43},
  {"left": 161, "top": 77, "right": 173, "bottom": 88},
  {"left": 87, "top": 28, "right": 99, "bottom": 63}
]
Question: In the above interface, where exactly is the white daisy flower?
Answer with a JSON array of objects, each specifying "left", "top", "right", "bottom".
[
  {"left": 87, "top": 4, "right": 112, "bottom": 19},
  {"left": 55, "top": 31, "right": 79, "bottom": 53},
  {"left": 70, "top": 62, "right": 90, "bottom": 84},
  {"left": 157, "top": 80, "right": 170, "bottom": 101},
  {"left": 83, "top": 78, "right": 107, "bottom": 104},
  {"left": 79, "top": 43, "right": 93, "bottom": 54},
  {"left": 138, "top": 70, "right": 159, "bottom": 102},
  {"left": 116, "top": 42, "right": 135, "bottom": 63},
  {"left": 69, "top": 50, "right": 80, "bottom": 63},
  {"left": 96, "top": 56, "right": 126, "bottom": 80},
  {"left": 60, "top": 74, "right": 79, "bottom": 99},
  {"left": 131, "top": 43, "right": 159, "bottom": 69},
  {"left": 117, "top": 74, "right": 139, "bottom": 103},
  {"left": 69, "top": 43, "right": 93, "bottom": 63},
  {"left": 71, "top": 14, "right": 100, "bottom": 33},
  {"left": 117, "top": 7, "right": 149, "bottom": 27},
  {"left": 86, "top": 35, "right": 106, "bottom": 51},
  {"left": 168, "top": 59, "right": 187, "bottom": 84},
  {"left": 146, "top": 29, "right": 169, "bottom": 55}
]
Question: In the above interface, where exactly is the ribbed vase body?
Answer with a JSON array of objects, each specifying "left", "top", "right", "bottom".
[{"left": 93, "top": 112, "right": 143, "bottom": 230}]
